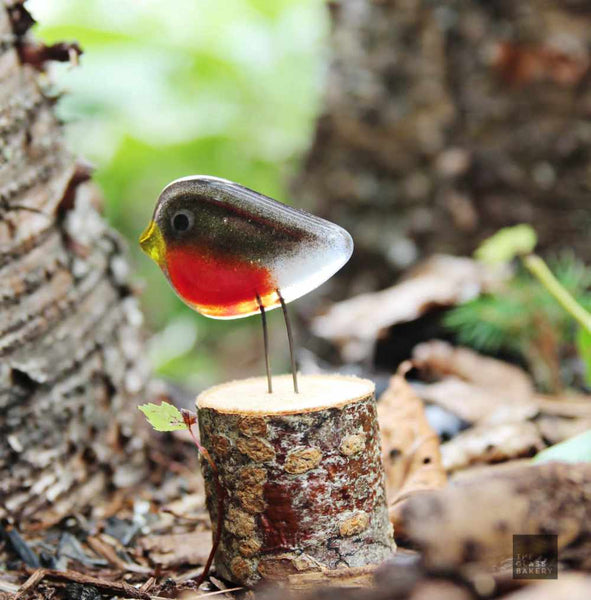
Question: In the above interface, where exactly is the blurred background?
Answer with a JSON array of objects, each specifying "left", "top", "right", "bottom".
[
  {"left": 29, "top": 0, "right": 329, "bottom": 390},
  {"left": 26, "top": 0, "right": 591, "bottom": 396}
]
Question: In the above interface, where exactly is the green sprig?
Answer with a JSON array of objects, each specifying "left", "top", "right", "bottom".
[{"left": 138, "top": 401, "right": 187, "bottom": 431}]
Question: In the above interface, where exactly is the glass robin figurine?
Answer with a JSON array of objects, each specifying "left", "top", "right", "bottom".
[{"left": 140, "top": 176, "right": 353, "bottom": 393}]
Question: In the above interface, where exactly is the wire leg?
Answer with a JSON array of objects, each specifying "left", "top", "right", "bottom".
[
  {"left": 277, "top": 290, "right": 299, "bottom": 393},
  {"left": 256, "top": 294, "right": 272, "bottom": 393}
]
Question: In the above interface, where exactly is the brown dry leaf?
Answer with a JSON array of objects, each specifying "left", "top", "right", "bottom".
[
  {"left": 448, "top": 458, "right": 532, "bottom": 483},
  {"left": 412, "top": 341, "right": 537, "bottom": 425},
  {"left": 138, "top": 531, "right": 211, "bottom": 568},
  {"left": 535, "top": 416, "right": 591, "bottom": 446},
  {"left": 502, "top": 574, "right": 591, "bottom": 599},
  {"left": 400, "top": 462, "right": 591, "bottom": 572},
  {"left": 377, "top": 362, "right": 447, "bottom": 527},
  {"left": 535, "top": 394, "right": 591, "bottom": 419},
  {"left": 440, "top": 421, "right": 544, "bottom": 473},
  {"left": 311, "top": 255, "right": 507, "bottom": 362}
]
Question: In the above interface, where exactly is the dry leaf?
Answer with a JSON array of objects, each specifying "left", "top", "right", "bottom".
[
  {"left": 535, "top": 394, "right": 591, "bottom": 419},
  {"left": 502, "top": 574, "right": 591, "bottom": 599},
  {"left": 312, "top": 255, "right": 507, "bottom": 362},
  {"left": 138, "top": 531, "right": 211, "bottom": 568},
  {"left": 377, "top": 362, "right": 447, "bottom": 528},
  {"left": 412, "top": 341, "right": 536, "bottom": 425},
  {"left": 536, "top": 416, "right": 591, "bottom": 446},
  {"left": 440, "top": 422, "right": 544, "bottom": 472}
]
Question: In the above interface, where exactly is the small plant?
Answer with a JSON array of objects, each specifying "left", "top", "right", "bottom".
[
  {"left": 445, "top": 225, "right": 591, "bottom": 391},
  {"left": 138, "top": 402, "right": 225, "bottom": 587}
]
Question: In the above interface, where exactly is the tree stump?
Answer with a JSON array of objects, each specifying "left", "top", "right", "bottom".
[{"left": 197, "top": 374, "right": 394, "bottom": 586}]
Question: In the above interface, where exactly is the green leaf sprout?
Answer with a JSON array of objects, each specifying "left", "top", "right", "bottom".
[
  {"left": 138, "top": 401, "right": 187, "bottom": 432},
  {"left": 475, "top": 224, "right": 537, "bottom": 265}
]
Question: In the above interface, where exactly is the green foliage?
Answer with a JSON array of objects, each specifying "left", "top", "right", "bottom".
[
  {"left": 576, "top": 327, "right": 591, "bottom": 385},
  {"left": 138, "top": 401, "right": 187, "bottom": 432},
  {"left": 533, "top": 430, "right": 591, "bottom": 464},
  {"left": 475, "top": 224, "right": 537, "bottom": 265},
  {"left": 446, "top": 254, "right": 591, "bottom": 354},
  {"left": 444, "top": 253, "right": 591, "bottom": 389}
]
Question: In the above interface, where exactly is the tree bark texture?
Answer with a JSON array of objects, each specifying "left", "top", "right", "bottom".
[
  {"left": 0, "top": 2, "right": 149, "bottom": 522},
  {"left": 295, "top": 0, "right": 591, "bottom": 294},
  {"left": 197, "top": 375, "right": 394, "bottom": 586}
]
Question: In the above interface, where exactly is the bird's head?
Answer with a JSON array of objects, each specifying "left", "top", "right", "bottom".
[{"left": 139, "top": 175, "right": 230, "bottom": 268}]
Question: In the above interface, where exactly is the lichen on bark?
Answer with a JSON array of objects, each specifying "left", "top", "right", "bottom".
[{"left": 197, "top": 375, "right": 394, "bottom": 586}]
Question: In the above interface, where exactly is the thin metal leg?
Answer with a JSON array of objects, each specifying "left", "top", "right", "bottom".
[
  {"left": 256, "top": 294, "right": 272, "bottom": 393},
  {"left": 277, "top": 290, "right": 299, "bottom": 394}
]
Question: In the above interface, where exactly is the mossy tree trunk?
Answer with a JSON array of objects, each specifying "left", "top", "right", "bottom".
[{"left": 0, "top": 2, "right": 149, "bottom": 523}]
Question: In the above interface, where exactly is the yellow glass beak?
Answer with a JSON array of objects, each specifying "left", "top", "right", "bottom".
[{"left": 139, "top": 220, "right": 166, "bottom": 267}]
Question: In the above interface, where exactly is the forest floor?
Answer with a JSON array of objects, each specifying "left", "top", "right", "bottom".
[{"left": 3, "top": 256, "right": 591, "bottom": 600}]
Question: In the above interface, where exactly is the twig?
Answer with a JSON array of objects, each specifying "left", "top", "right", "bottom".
[
  {"left": 139, "top": 577, "right": 156, "bottom": 593},
  {"left": 161, "top": 507, "right": 210, "bottom": 523},
  {"left": 524, "top": 253, "right": 591, "bottom": 333},
  {"left": 14, "top": 568, "right": 45, "bottom": 599},
  {"left": 181, "top": 409, "right": 226, "bottom": 589},
  {"left": 149, "top": 590, "right": 243, "bottom": 600},
  {"left": 20, "top": 568, "right": 151, "bottom": 600},
  {"left": 178, "top": 587, "right": 244, "bottom": 599},
  {"left": 86, "top": 535, "right": 152, "bottom": 574}
]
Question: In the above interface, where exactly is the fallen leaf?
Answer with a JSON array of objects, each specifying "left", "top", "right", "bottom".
[
  {"left": 535, "top": 394, "right": 591, "bottom": 418},
  {"left": 535, "top": 415, "right": 591, "bottom": 446},
  {"left": 138, "top": 531, "right": 211, "bottom": 568},
  {"left": 412, "top": 341, "right": 537, "bottom": 425},
  {"left": 312, "top": 255, "right": 507, "bottom": 362},
  {"left": 440, "top": 422, "right": 544, "bottom": 472},
  {"left": 377, "top": 362, "right": 447, "bottom": 528},
  {"left": 502, "top": 574, "right": 591, "bottom": 599}
]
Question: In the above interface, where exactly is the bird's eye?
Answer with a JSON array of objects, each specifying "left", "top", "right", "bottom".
[{"left": 171, "top": 210, "right": 193, "bottom": 233}]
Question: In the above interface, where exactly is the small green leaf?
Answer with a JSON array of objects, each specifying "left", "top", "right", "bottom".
[
  {"left": 475, "top": 224, "right": 538, "bottom": 265},
  {"left": 576, "top": 327, "right": 591, "bottom": 387},
  {"left": 533, "top": 430, "right": 591, "bottom": 464},
  {"left": 138, "top": 401, "right": 187, "bottom": 432}
]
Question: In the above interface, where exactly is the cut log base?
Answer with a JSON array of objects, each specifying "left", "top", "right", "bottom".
[{"left": 197, "top": 374, "right": 395, "bottom": 587}]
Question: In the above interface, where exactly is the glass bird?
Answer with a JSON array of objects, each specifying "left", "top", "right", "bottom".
[{"left": 139, "top": 176, "right": 353, "bottom": 392}]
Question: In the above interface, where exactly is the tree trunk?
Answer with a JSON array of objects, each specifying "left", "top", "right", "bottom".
[
  {"left": 295, "top": 0, "right": 591, "bottom": 294},
  {"left": 197, "top": 374, "right": 394, "bottom": 586},
  {"left": 0, "top": 2, "right": 149, "bottom": 523}
]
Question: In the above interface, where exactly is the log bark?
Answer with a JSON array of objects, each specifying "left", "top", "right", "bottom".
[
  {"left": 0, "top": 2, "right": 149, "bottom": 523},
  {"left": 295, "top": 0, "right": 591, "bottom": 295},
  {"left": 196, "top": 374, "right": 394, "bottom": 586}
]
